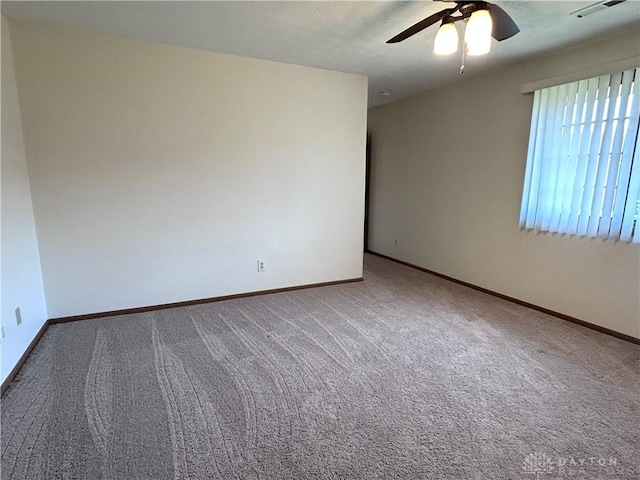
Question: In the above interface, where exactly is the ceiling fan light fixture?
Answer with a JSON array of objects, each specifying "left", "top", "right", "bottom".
[
  {"left": 434, "top": 19, "right": 458, "bottom": 55},
  {"left": 465, "top": 8, "right": 492, "bottom": 55}
]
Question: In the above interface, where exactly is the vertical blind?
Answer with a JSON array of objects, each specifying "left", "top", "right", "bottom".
[{"left": 520, "top": 67, "right": 640, "bottom": 243}]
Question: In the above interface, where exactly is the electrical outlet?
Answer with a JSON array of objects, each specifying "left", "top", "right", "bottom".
[
  {"left": 15, "top": 307, "right": 22, "bottom": 326},
  {"left": 257, "top": 259, "right": 266, "bottom": 272}
]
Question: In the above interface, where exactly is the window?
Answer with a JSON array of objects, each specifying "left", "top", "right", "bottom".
[{"left": 520, "top": 68, "right": 640, "bottom": 242}]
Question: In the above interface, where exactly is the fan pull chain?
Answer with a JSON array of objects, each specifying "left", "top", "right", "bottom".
[{"left": 460, "top": 45, "right": 466, "bottom": 74}]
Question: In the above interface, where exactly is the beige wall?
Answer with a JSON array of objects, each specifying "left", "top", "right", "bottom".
[
  {"left": 9, "top": 20, "right": 367, "bottom": 319},
  {"left": 1, "top": 17, "right": 48, "bottom": 382},
  {"left": 368, "top": 27, "right": 640, "bottom": 338}
]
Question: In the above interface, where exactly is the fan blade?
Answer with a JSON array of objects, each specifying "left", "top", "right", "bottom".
[
  {"left": 387, "top": 7, "right": 457, "bottom": 44},
  {"left": 488, "top": 3, "right": 519, "bottom": 41}
]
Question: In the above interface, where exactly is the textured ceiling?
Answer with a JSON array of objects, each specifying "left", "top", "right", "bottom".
[{"left": 2, "top": 1, "right": 640, "bottom": 107}]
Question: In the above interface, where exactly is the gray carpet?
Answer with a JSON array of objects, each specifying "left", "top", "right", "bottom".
[{"left": 2, "top": 254, "right": 638, "bottom": 479}]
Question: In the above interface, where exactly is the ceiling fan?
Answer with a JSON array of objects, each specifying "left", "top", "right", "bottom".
[{"left": 387, "top": 1, "right": 519, "bottom": 56}]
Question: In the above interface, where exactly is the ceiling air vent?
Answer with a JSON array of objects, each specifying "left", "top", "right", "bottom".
[{"left": 571, "top": 0, "right": 626, "bottom": 18}]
